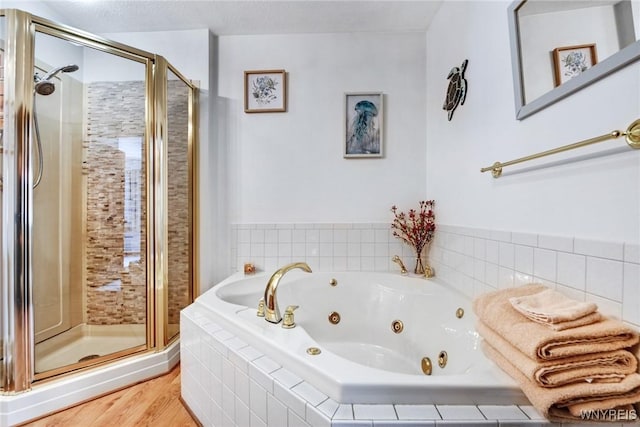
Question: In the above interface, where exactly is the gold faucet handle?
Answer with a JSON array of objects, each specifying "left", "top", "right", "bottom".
[
  {"left": 282, "top": 305, "right": 299, "bottom": 329},
  {"left": 424, "top": 264, "right": 435, "bottom": 279},
  {"left": 392, "top": 255, "right": 408, "bottom": 275},
  {"left": 257, "top": 298, "right": 265, "bottom": 317}
]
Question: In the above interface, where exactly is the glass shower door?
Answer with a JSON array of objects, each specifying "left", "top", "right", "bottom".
[
  {"left": 1, "top": 10, "right": 197, "bottom": 395},
  {"left": 32, "top": 29, "right": 149, "bottom": 377},
  {"left": 166, "top": 67, "right": 193, "bottom": 343}
]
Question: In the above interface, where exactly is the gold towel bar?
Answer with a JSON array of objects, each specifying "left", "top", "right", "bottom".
[{"left": 481, "top": 119, "right": 640, "bottom": 178}]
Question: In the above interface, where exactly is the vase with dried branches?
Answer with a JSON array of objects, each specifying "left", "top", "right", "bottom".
[{"left": 390, "top": 200, "right": 436, "bottom": 275}]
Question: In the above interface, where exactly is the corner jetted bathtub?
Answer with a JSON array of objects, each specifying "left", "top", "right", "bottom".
[{"left": 194, "top": 270, "right": 527, "bottom": 405}]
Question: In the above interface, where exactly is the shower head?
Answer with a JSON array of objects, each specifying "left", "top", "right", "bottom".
[
  {"left": 41, "top": 64, "right": 79, "bottom": 81},
  {"left": 34, "top": 80, "right": 56, "bottom": 96},
  {"left": 34, "top": 64, "right": 79, "bottom": 96}
]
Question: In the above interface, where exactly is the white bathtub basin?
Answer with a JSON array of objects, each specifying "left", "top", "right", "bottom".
[{"left": 195, "top": 271, "right": 526, "bottom": 404}]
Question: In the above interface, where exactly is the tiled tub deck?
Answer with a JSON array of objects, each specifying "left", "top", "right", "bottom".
[{"left": 181, "top": 306, "right": 578, "bottom": 427}]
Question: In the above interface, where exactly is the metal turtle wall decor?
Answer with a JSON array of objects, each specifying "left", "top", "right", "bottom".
[{"left": 443, "top": 59, "right": 468, "bottom": 121}]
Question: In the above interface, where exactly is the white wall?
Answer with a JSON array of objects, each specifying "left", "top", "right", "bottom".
[
  {"left": 102, "top": 29, "right": 211, "bottom": 90},
  {"left": 426, "top": 0, "right": 640, "bottom": 244},
  {"left": 217, "top": 32, "right": 427, "bottom": 224}
]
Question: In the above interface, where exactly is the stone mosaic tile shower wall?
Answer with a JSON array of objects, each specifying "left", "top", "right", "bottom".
[
  {"left": 85, "top": 80, "right": 190, "bottom": 325},
  {"left": 85, "top": 81, "right": 147, "bottom": 324}
]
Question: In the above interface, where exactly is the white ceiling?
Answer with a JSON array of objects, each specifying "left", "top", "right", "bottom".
[{"left": 23, "top": 0, "right": 444, "bottom": 36}]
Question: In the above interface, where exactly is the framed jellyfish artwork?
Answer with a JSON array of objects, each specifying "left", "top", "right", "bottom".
[
  {"left": 244, "top": 69, "right": 287, "bottom": 113},
  {"left": 344, "top": 92, "right": 384, "bottom": 158}
]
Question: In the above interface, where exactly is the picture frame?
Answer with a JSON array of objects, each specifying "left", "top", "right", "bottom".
[
  {"left": 244, "top": 69, "right": 287, "bottom": 113},
  {"left": 344, "top": 92, "right": 383, "bottom": 158},
  {"left": 552, "top": 44, "right": 598, "bottom": 87}
]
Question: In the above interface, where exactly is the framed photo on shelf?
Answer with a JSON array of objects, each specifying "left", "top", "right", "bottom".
[
  {"left": 552, "top": 44, "right": 598, "bottom": 87},
  {"left": 344, "top": 92, "right": 383, "bottom": 158},
  {"left": 244, "top": 69, "right": 287, "bottom": 113}
]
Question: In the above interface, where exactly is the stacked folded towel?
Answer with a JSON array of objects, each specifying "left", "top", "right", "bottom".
[
  {"left": 473, "top": 284, "right": 640, "bottom": 423},
  {"left": 509, "top": 288, "right": 602, "bottom": 331}
]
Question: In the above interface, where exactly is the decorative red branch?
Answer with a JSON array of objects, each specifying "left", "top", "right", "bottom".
[{"left": 390, "top": 200, "right": 436, "bottom": 255}]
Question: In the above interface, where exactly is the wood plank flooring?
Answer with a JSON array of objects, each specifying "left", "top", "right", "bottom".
[{"left": 21, "top": 364, "right": 199, "bottom": 427}]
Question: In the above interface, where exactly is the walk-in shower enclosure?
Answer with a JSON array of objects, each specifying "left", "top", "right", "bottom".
[{"left": 0, "top": 9, "right": 198, "bottom": 393}]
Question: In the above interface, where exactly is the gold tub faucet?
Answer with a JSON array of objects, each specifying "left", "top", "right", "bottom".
[
  {"left": 391, "top": 255, "right": 408, "bottom": 275},
  {"left": 263, "top": 262, "right": 312, "bottom": 324}
]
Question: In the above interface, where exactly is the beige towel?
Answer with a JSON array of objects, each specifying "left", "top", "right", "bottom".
[
  {"left": 509, "top": 288, "right": 601, "bottom": 330},
  {"left": 483, "top": 341, "right": 640, "bottom": 423},
  {"left": 477, "top": 320, "right": 638, "bottom": 387},
  {"left": 473, "top": 284, "right": 639, "bottom": 361},
  {"left": 523, "top": 311, "right": 602, "bottom": 331}
]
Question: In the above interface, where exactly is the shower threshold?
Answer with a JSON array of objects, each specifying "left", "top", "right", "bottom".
[{"left": 35, "top": 323, "right": 146, "bottom": 373}]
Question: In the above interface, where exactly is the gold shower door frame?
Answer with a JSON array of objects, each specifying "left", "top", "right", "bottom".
[
  {"left": 0, "top": 9, "right": 198, "bottom": 392},
  {"left": 157, "top": 59, "right": 199, "bottom": 347}
]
